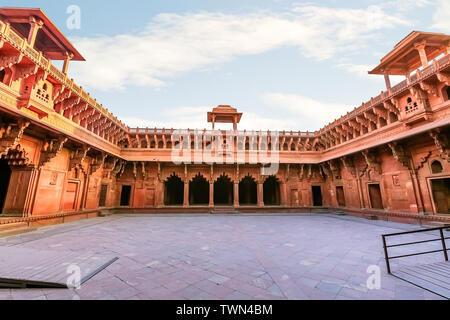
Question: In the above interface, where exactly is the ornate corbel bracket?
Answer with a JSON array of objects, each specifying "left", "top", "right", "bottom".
[
  {"left": 39, "top": 136, "right": 68, "bottom": 168},
  {"left": 0, "top": 119, "right": 30, "bottom": 156},
  {"left": 388, "top": 142, "right": 412, "bottom": 170},
  {"left": 362, "top": 149, "right": 382, "bottom": 175},
  {"left": 430, "top": 129, "right": 450, "bottom": 162},
  {"left": 69, "top": 145, "right": 91, "bottom": 172}
]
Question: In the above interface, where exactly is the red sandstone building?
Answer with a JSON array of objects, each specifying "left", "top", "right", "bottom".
[{"left": 0, "top": 8, "right": 449, "bottom": 229}]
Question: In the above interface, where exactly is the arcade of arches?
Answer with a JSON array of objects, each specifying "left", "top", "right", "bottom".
[{"left": 0, "top": 11, "right": 449, "bottom": 227}]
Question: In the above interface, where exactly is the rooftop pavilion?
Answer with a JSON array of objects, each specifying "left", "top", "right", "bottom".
[
  {"left": 0, "top": 7, "right": 85, "bottom": 74},
  {"left": 370, "top": 31, "right": 450, "bottom": 90}
]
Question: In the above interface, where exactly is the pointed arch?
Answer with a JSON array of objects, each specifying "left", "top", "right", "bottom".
[
  {"left": 239, "top": 175, "right": 257, "bottom": 206},
  {"left": 214, "top": 174, "right": 233, "bottom": 205},
  {"left": 189, "top": 173, "right": 209, "bottom": 205},
  {"left": 164, "top": 173, "right": 184, "bottom": 206}
]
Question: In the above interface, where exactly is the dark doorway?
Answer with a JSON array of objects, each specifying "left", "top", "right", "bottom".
[
  {"left": 264, "top": 176, "right": 281, "bottom": 206},
  {"left": 369, "top": 184, "right": 384, "bottom": 209},
  {"left": 99, "top": 184, "right": 108, "bottom": 207},
  {"left": 214, "top": 175, "right": 233, "bottom": 206},
  {"left": 312, "top": 186, "right": 323, "bottom": 207},
  {"left": 0, "top": 69, "right": 5, "bottom": 83},
  {"left": 120, "top": 185, "right": 132, "bottom": 206},
  {"left": 0, "top": 158, "right": 11, "bottom": 213},
  {"left": 239, "top": 175, "right": 257, "bottom": 206},
  {"left": 336, "top": 186, "right": 346, "bottom": 207},
  {"left": 431, "top": 178, "right": 450, "bottom": 214},
  {"left": 164, "top": 174, "right": 184, "bottom": 206},
  {"left": 189, "top": 174, "right": 209, "bottom": 205}
]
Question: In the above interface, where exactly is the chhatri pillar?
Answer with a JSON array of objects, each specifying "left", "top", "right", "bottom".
[
  {"left": 207, "top": 105, "right": 243, "bottom": 132},
  {"left": 233, "top": 181, "right": 239, "bottom": 208},
  {"left": 209, "top": 182, "right": 214, "bottom": 208}
]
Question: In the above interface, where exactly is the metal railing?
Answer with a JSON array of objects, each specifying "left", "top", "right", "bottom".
[{"left": 382, "top": 226, "right": 450, "bottom": 274}]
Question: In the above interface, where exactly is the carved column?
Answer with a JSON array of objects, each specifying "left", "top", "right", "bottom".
[
  {"left": 280, "top": 181, "right": 287, "bottom": 207},
  {"left": 183, "top": 181, "right": 189, "bottom": 208},
  {"left": 209, "top": 182, "right": 214, "bottom": 208},
  {"left": 257, "top": 180, "right": 264, "bottom": 207},
  {"left": 233, "top": 181, "right": 239, "bottom": 208}
]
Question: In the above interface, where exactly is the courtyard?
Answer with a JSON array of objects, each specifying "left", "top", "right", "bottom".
[{"left": 0, "top": 213, "right": 447, "bottom": 300}]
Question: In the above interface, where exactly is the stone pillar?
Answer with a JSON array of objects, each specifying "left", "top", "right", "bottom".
[
  {"left": 62, "top": 52, "right": 74, "bottom": 75},
  {"left": 183, "top": 181, "right": 189, "bottom": 208},
  {"left": 280, "top": 181, "right": 287, "bottom": 207},
  {"left": 384, "top": 74, "right": 391, "bottom": 91},
  {"left": 209, "top": 182, "right": 214, "bottom": 208},
  {"left": 27, "top": 16, "right": 43, "bottom": 47},
  {"left": 233, "top": 182, "right": 239, "bottom": 208},
  {"left": 409, "top": 169, "right": 424, "bottom": 214},
  {"left": 257, "top": 181, "right": 264, "bottom": 207},
  {"left": 414, "top": 43, "right": 428, "bottom": 67},
  {"left": 356, "top": 177, "right": 365, "bottom": 208}
]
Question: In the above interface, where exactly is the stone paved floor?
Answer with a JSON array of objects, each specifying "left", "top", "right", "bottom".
[{"left": 0, "top": 213, "right": 447, "bottom": 300}]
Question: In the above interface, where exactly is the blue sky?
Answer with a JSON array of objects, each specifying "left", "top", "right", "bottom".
[{"left": 4, "top": 0, "right": 450, "bottom": 131}]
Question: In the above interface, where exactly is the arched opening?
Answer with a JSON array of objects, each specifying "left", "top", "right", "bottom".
[
  {"left": 214, "top": 174, "right": 233, "bottom": 206},
  {"left": 189, "top": 174, "right": 209, "bottom": 205},
  {"left": 120, "top": 185, "right": 132, "bottom": 206},
  {"left": 0, "top": 69, "right": 5, "bottom": 83},
  {"left": 388, "top": 112, "right": 398, "bottom": 123},
  {"left": 164, "top": 174, "right": 184, "bottom": 206},
  {"left": 141, "top": 140, "right": 147, "bottom": 148},
  {"left": 0, "top": 158, "right": 11, "bottom": 213},
  {"left": 166, "top": 141, "right": 172, "bottom": 149},
  {"left": 442, "top": 86, "right": 450, "bottom": 101},
  {"left": 239, "top": 175, "right": 257, "bottom": 206},
  {"left": 263, "top": 176, "right": 281, "bottom": 206},
  {"left": 150, "top": 141, "right": 156, "bottom": 149},
  {"left": 431, "top": 160, "right": 443, "bottom": 174},
  {"left": 158, "top": 141, "right": 164, "bottom": 149}
]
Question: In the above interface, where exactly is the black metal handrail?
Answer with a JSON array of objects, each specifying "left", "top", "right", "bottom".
[{"left": 382, "top": 226, "right": 450, "bottom": 274}]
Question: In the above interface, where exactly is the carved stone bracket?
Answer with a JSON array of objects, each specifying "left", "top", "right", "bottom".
[
  {"left": 111, "top": 160, "right": 127, "bottom": 178},
  {"left": 0, "top": 119, "right": 30, "bottom": 156},
  {"left": 362, "top": 149, "right": 381, "bottom": 175},
  {"left": 0, "top": 52, "right": 23, "bottom": 70},
  {"left": 69, "top": 145, "right": 91, "bottom": 172},
  {"left": 388, "top": 142, "right": 412, "bottom": 170},
  {"left": 39, "top": 136, "right": 68, "bottom": 168},
  {"left": 436, "top": 72, "right": 450, "bottom": 86},
  {"left": 340, "top": 156, "right": 356, "bottom": 178},
  {"left": 415, "top": 151, "right": 432, "bottom": 171},
  {"left": 90, "top": 152, "right": 108, "bottom": 174},
  {"left": 430, "top": 129, "right": 450, "bottom": 162},
  {"left": 3, "top": 144, "right": 32, "bottom": 167},
  {"left": 329, "top": 159, "right": 342, "bottom": 180},
  {"left": 12, "top": 64, "right": 38, "bottom": 82},
  {"left": 419, "top": 80, "right": 439, "bottom": 98}
]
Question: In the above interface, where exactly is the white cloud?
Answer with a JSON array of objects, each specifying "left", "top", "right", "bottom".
[
  {"left": 70, "top": 5, "right": 409, "bottom": 91},
  {"left": 336, "top": 63, "right": 406, "bottom": 86},
  {"left": 261, "top": 93, "right": 352, "bottom": 131},
  {"left": 374, "top": 0, "right": 431, "bottom": 12},
  {"left": 432, "top": 0, "right": 450, "bottom": 32}
]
